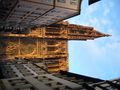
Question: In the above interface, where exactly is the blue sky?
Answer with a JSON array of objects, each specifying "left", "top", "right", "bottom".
[{"left": 67, "top": 0, "right": 120, "bottom": 80}]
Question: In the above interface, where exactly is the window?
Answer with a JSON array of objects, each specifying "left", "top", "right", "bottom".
[
  {"left": 70, "top": 0, "right": 78, "bottom": 5},
  {"left": 57, "top": 0, "right": 66, "bottom": 3},
  {"left": 47, "top": 0, "right": 53, "bottom": 3}
]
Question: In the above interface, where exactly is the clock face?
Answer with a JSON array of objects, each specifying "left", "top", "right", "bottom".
[{"left": 20, "top": 38, "right": 37, "bottom": 56}]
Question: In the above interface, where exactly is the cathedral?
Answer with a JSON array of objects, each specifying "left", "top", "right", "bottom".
[{"left": 0, "top": 0, "right": 119, "bottom": 90}]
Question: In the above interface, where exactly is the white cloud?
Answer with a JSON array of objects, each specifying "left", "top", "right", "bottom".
[
  {"left": 109, "top": 1, "right": 114, "bottom": 8},
  {"left": 84, "top": 1, "right": 100, "bottom": 16},
  {"left": 68, "top": 0, "right": 120, "bottom": 79},
  {"left": 102, "top": 1, "right": 114, "bottom": 16},
  {"left": 103, "top": 8, "right": 110, "bottom": 16},
  {"left": 83, "top": 28, "right": 120, "bottom": 60},
  {"left": 101, "top": 19, "right": 110, "bottom": 25},
  {"left": 86, "top": 43, "right": 105, "bottom": 59},
  {"left": 88, "top": 17, "right": 100, "bottom": 26}
]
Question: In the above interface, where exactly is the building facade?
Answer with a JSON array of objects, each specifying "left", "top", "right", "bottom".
[
  {"left": 0, "top": 22, "right": 109, "bottom": 73},
  {"left": 0, "top": 60, "right": 120, "bottom": 90}
]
